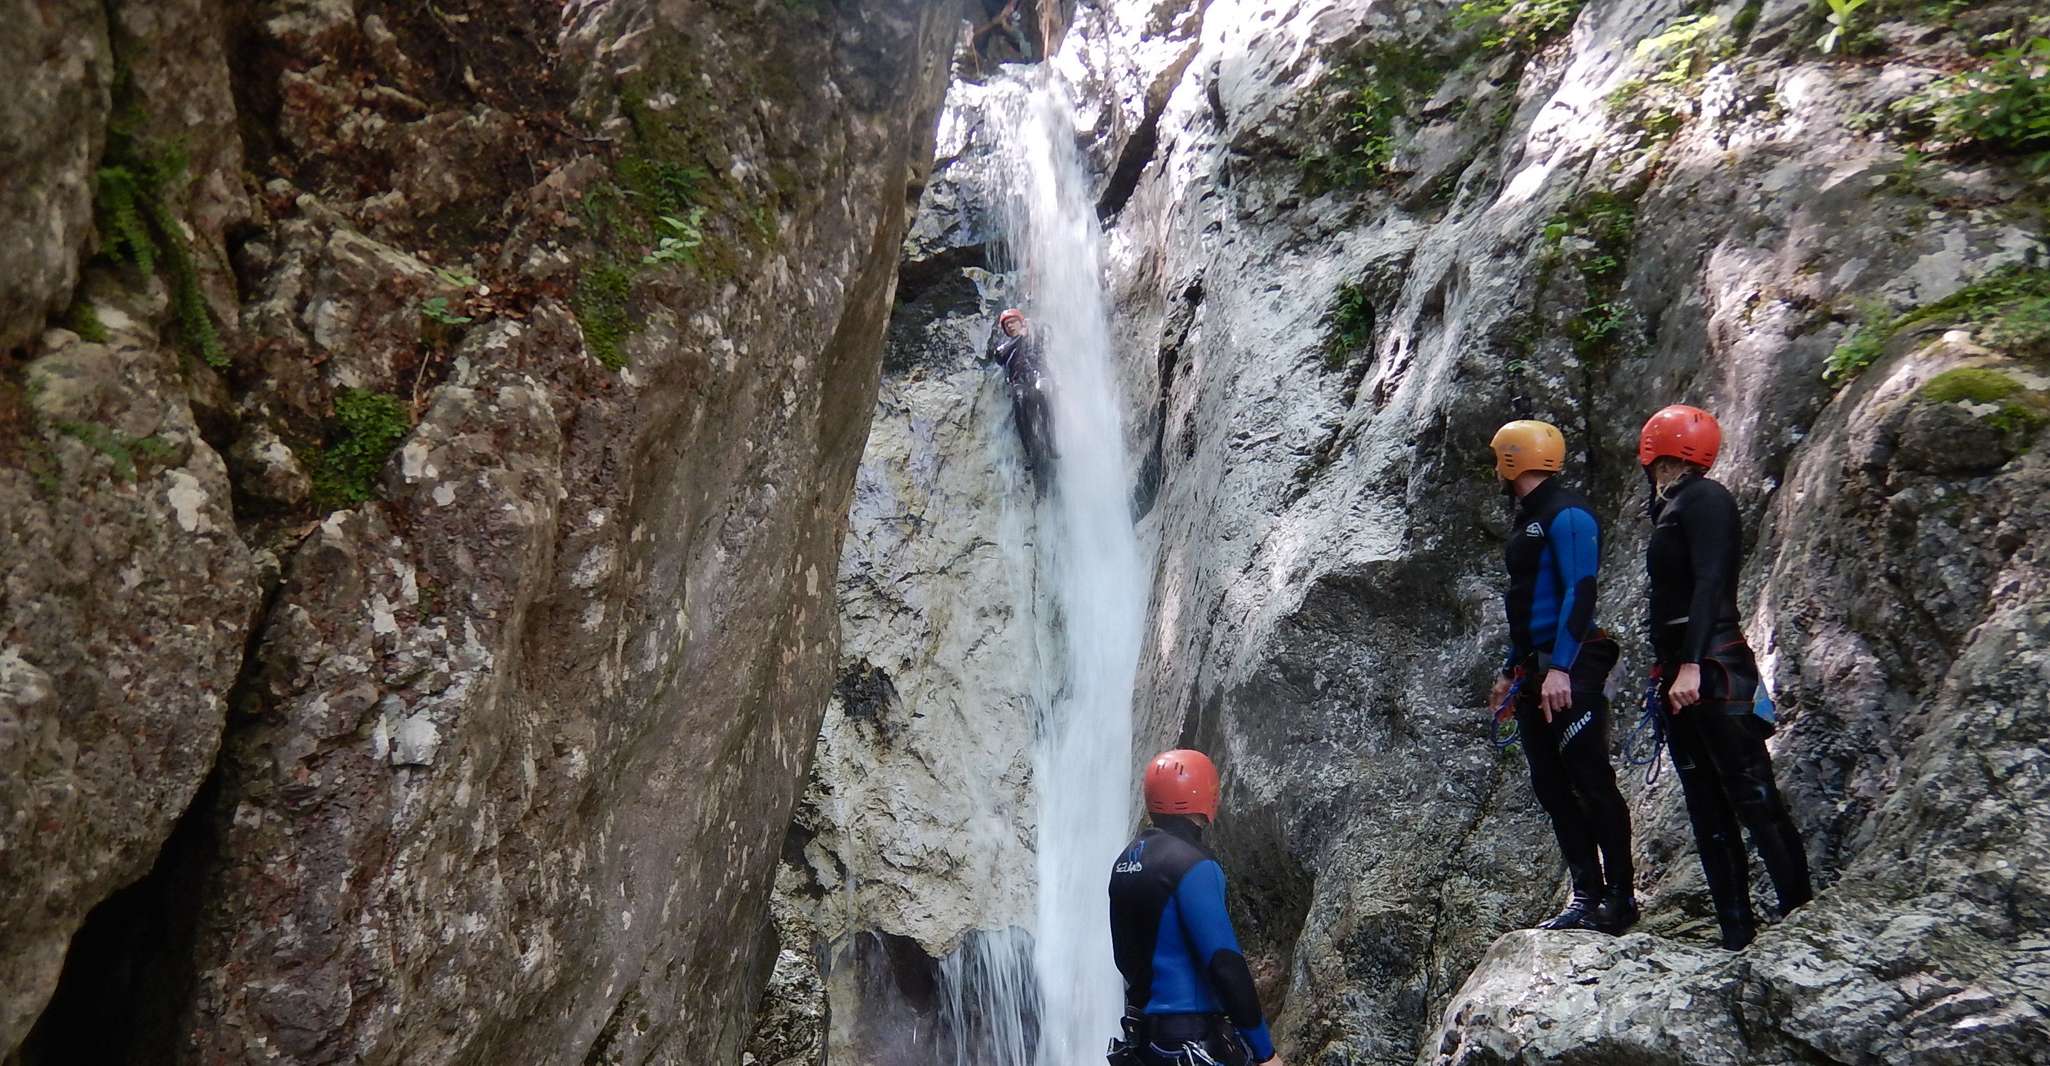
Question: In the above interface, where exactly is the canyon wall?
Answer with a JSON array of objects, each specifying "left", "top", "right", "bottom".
[
  {"left": 0, "top": 0, "right": 956, "bottom": 1061},
  {"left": 795, "top": 0, "right": 2050, "bottom": 1063}
]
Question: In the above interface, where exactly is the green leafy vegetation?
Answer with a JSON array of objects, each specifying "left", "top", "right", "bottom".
[
  {"left": 1538, "top": 191, "right": 1639, "bottom": 363},
  {"left": 1825, "top": 298, "right": 1892, "bottom": 381},
  {"left": 53, "top": 420, "right": 176, "bottom": 482},
  {"left": 92, "top": 72, "right": 225, "bottom": 372},
  {"left": 1604, "top": 15, "right": 1723, "bottom": 151},
  {"left": 1826, "top": 266, "right": 2050, "bottom": 382},
  {"left": 1730, "top": 0, "right": 1764, "bottom": 41},
  {"left": 575, "top": 263, "right": 636, "bottom": 371},
  {"left": 64, "top": 299, "right": 108, "bottom": 343},
  {"left": 1452, "top": 0, "right": 1585, "bottom": 53},
  {"left": 1299, "top": 42, "right": 1449, "bottom": 195},
  {"left": 1922, "top": 367, "right": 2050, "bottom": 435},
  {"left": 1931, "top": 37, "right": 2050, "bottom": 174},
  {"left": 643, "top": 208, "right": 708, "bottom": 266},
  {"left": 1815, "top": 0, "right": 1874, "bottom": 55},
  {"left": 1323, "top": 280, "right": 1376, "bottom": 369},
  {"left": 310, "top": 388, "right": 410, "bottom": 509},
  {"left": 434, "top": 266, "right": 481, "bottom": 290},
  {"left": 418, "top": 296, "right": 474, "bottom": 326}
]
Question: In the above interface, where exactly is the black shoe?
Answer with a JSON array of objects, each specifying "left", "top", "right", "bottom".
[
  {"left": 1536, "top": 894, "right": 1599, "bottom": 930},
  {"left": 1717, "top": 910, "right": 1757, "bottom": 951},
  {"left": 1593, "top": 890, "right": 1639, "bottom": 934}
]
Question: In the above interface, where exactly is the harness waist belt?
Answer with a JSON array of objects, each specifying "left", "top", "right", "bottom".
[{"left": 1146, "top": 1013, "right": 1222, "bottom": 1042}]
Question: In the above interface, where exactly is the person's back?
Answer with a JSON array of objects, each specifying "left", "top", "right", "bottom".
[{"left": 1107, "top": 750, "right": 1279, "bottom": 1066}]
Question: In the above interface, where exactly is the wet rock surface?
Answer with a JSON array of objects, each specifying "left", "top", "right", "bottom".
[
  {"left": 1, "top": 0, "right": 956, "bottom": 1061},
  {"left": 760, "top": 73, "right": 1050, "bottom": 1060},
  {"left": 1060, "top": 0, "right": 2050, "bottom": 1061}
]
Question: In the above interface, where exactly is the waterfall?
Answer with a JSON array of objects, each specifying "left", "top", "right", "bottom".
[
  {"left": 829, "top": 66, "right": 1146, "bottom": 1066},
  {"left": 1003, "top": 72, "right": 1149, "bottom": 1066}
]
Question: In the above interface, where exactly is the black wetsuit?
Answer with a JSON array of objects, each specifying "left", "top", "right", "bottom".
[
  {"left": 1648, "top": 473, "right": 1812, "bottom": 947},
  {"left": 1503, "top": 478, "right": 1631, "bottom": 913},
  {"left": 1108, "top": 817, "right": 1273, "bottom": 1066},
  {"left": 984, "top": 322, "right": 1055, "bottom": 492}
]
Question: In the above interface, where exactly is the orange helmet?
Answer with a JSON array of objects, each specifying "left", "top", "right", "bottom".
[
  {"left": 1143, "top": 749, "right": 1220, "bottom": 819},
  {"left": 998, "top": 308, "right": 1026, "bottom": 327},
  {"left": 1638, "top": 404, "right": 1721, "bottom": 469},
  {"left": 1489, "top": 420, "right": 1566, "bottom": 480}
]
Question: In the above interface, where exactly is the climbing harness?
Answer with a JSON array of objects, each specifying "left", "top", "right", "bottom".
[
  {"left": 1150, "top": 1042, "right": 1228, "bottom": 1066},
  {"left": 1621, "top": 677, "right": 1667, "bottom": 786},
  {"left": 1491, "top": 674, "right": 1523, "bottom": 751}
]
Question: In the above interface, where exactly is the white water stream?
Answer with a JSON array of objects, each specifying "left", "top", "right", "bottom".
[{"left": 999, "top": 72, "right": 1149, "bottom": 1066}]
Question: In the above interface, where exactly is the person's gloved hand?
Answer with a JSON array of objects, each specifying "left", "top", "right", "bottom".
[
  {"left": 1666, "top": 662, "right": 1702, "bottom": 710},
  {"left": 1539, "top": 668, "right": 1573, "bottom": 721}
]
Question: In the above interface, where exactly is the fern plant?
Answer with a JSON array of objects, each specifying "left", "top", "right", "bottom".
[{"left": 96, "top": 166, "right": 158, "bottom": 274}]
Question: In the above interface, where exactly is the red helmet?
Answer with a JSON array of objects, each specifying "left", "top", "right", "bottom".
[
  {"left": 1638, "top": 404, "right": 1721, "bottom": 469},
  {"left": 998, "top": 308, "right": 1026, "bottom": 326},
  {"left": 1144, "top": 749, "right": 1220, "bottom": 819}
]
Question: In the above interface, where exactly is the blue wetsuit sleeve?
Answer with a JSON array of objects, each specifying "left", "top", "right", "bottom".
[
  {"left": 1174, "top": 861, "right": 1274, "bottom": 1061},
  {"left": 1545, "top": 507, "right": 1600, "bottom": 672}
]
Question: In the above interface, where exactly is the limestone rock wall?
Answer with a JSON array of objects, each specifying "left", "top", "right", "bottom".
[
  {"left": 1067, "top": 0, "right": 2050, "bottom": 1062},
  {"left": 0, "top": 0, "right": 956, "bottom": 1062}
]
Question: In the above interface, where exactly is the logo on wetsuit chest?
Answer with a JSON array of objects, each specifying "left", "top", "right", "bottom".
[
  {"left": 1113, "top": 841, "right": 1146, "bottom": 874},
  {"left": 1524, "top": 522, "right": 1544, "bottom": 538}
]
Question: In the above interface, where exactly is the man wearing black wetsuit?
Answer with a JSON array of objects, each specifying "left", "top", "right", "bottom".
[
  {"left": 1108, "top": 750, "right": 1282, "bottom": 1066},
  {"left": 1640, "top": 404, "right": 1812, "bottom": 951},
  {"left": 984, "top": 308, "right": 1055, "bottom": 495},
  {"left": 1488, "top": 420, "right": 1635, "bottom": 934}
]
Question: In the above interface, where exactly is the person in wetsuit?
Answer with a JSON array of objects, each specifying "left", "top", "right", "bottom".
[
  {"left": 1488, "top": 420, "right": 1637, "bottom": 934},
  {"left": 1639, "top": 404, "right": 1812, "bottom": 951},
  {"left": 1108, "top": 750, "right": 1282, "bottom": 1066},
  {"left": 984, "top": 308, "right": 1055, "bottom": 495}
]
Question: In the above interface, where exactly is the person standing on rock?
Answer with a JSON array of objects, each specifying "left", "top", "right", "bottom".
[
  {"left": 1639, "top": 404, "right": 1813, "bottom": 951},
  {"left": 1488, "top": 420, "right": 1636, "bottom": 934},
  {"left": 1107, "top": 749, "right": 1283, "bottom": 1066},
  {"left": 984, "top": 307, "right": 1056, "bottom": 495}
]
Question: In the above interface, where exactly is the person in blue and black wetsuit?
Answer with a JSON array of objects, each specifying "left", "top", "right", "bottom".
[
  {"left": 1108, "top": 750, "right": 1282, "bottom": 1066},
  {"left": 1487, "top": 420, "right": 1635, "bottom": 934}
]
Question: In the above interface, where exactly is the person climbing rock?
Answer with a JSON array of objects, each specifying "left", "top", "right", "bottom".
[
  {"left": 1107, "top": 750, "right": 1283, "bottom": 1066},
  {"left": 1640, "top": 404, "right": 1813, "bottom": 951},
  {"left": 1488, "top": 420, "right": 1636, "bottom": 934},
  {"left": 984, "top": 307, "right": 1056, "bottom": 495}
]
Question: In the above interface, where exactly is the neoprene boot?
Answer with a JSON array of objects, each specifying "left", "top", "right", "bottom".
[
  {"left": 1697, "top": 827, "right": 1757, "bottom": 949},
  {"left": 1537, "top": 893, "right": 1599, "bottom": 930},
  {"left": 1717, "top": 905, "right": 1757, "bottom": 951},
  {"left": 1593, "top": 887, "right": 1639, "bottom": 934},
  {"left": 1750, "top": 814, "right": 1814, "bottom": 917}
]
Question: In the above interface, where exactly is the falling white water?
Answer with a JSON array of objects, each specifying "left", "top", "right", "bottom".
[{"left": 1004, "top": 73, "right": 1148, "bottom": 1066}]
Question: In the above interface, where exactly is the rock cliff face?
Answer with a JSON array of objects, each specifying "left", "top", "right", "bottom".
[
  {"left": 795, "top": 0, "right": 2050, "bottom": 1062},
  {"left": 1, "top": 0, "right": 954, "bottom": 1062},
  {"left": 1092, "top": 0, "right": 2050, "bottom": 1061}
]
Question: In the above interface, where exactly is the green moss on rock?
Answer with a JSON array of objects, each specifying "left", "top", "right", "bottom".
[
  {"left": 1299, "top": 41, "right": 1452, "bottom": 195},
  {"left": 310, "top": 389, "right": 411, "bottom": 510},
  {"left": 1922, "top": 366, "right": 2022, "bottom": 404},
  {"left": 1922, "top": 366, "right": 2050, "bottom": 436},
  {"left": 1827, "top": 266, "right": 2050, "bottom": 383},
  {"left": 575, "top": 262, "right": 636, "bottom": 371}
]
